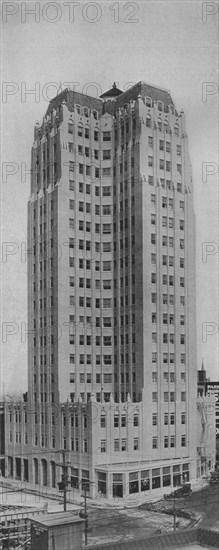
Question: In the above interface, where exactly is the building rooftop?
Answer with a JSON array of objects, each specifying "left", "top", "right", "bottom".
[
  {"left": 31, "top": 511, "right": 83, "bottom": 527},
  {"left": 45, "top": 80, "right": 175, "bottom": 119},
  {"left": 100, "top": 82, "right": 123, "bottom": 98},
  {"left": 116, "top": 81, "right": 175, "bottom": 110}
]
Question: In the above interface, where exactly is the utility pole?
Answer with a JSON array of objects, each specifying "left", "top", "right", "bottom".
[
  {"left": 84, "top": 482, "right": 89, "bottom": 546},
  {"left": 79, "top": 481, "right": 90, "bottom": 546},
  {"left": 173, "top": 497, "right": 176, "bottom": 531},
  {"left": 63, "top": 450, "right": 67, "bottom": 512},
  {"left": 57, "top": 450, "right": 70, "bottom": 512}
]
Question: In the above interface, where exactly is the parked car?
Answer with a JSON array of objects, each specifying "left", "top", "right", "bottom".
[{"left": 209, "top": 471, "right": 219, "bottom": 484}]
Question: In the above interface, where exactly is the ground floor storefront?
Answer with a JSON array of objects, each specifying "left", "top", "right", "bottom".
[
  {"left": 2, "top": 453, "right": 215, "bottom": 502},
  {"left": 95, "top": 461, "right": 192, "bottom": 500}
]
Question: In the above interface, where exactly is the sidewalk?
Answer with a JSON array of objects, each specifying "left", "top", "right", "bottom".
[{"left": 0, "top": 475, "right": 210, "bottom": 511}]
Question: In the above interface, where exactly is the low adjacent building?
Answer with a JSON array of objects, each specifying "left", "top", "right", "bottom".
[{"left": 3, "top": 391, "right": 216, "bottom": 499}]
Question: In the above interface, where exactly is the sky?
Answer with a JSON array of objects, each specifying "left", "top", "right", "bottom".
[{"left": 1, "top": 0, "right": 218, "bottom": 395}]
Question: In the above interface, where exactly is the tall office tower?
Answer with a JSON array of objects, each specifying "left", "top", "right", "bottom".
[{"left": 22, "top": 82, "right": 200, "bottom": 495}]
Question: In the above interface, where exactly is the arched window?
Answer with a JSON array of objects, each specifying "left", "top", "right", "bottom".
[
  {"left": 174, "top": 124, "right": 179, "bottom": 136},
  {"left": 164, "top": 120, "right": 170, "bottom": 134},
  {"left": 33, "top": 458, "right": 38, "bottom": 485},
  {"left": 84, "top": 107, "right": 89, "bottom": 118},
  {"left": 78, "top": 123, "right": 83, "bottom": 137},
  {"left": 85, "top": 125, "right": 90, "bottom": 139},
  {"left": 146, "top": 115, "right": 151, "bottom": 128},
  {"left": 157, "top": 118, "right": 162, "bottom": 131},
  {"left": 76, "top": 104, "right": 81, "bottom": 115},
  {"left": 41, "top": 459, "right": 47, "bottom": 486},
  {"left": 157, "top": 101, "right": 163, "bottom": 112},
  {"left": 50, "top": 461, "right": 56, "bottom": 488},
  {"left": 68, "top": 120, "right": 73, "bottom": 134},
  {"left": 145, "top": 97, "right": 152, "bottom": 107},
  {"left": 92, "top": 109, "right": 98, "bottom": 120}
]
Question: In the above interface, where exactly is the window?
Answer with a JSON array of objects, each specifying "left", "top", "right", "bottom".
[
  {"left": 151, "top": 193, "right": 156, "bottom": 204},
  {"left": 160, "top": 159, "right": 164, "bottom": 170},
  {"left": 103, "top": 280, "right": 111, "bottom": 290},
  {"left": 170, "top": 436, "right": 175, "bottom": 448},
  {"left": 170, "top": 366, "right": 175, "bottom": 381},
  {"left": 148, "top": 156, "right": 153, "bottom": 167},
  {"left": 164, "top": 436, "right": 169, "bottom": 448},
  {"left": 102, "top": 186, "right": 111, "bottom": 196},
  {"left": 79, "top": 220, "right": 84, "bottom": 231},
  {"left": 103, "top": 149, "right": 111, "bottom": 160},
  {"left": 134, "top": 438, "right": 139, "bottom": 450},
  {"left": 151, "top": 293, "right": 156, "bottom": 304},
  {"left": 152, "top": 371, "right": 157, "bottom": 382},
  {"left": 151, "top": 214, "right": 156, "bottom": 225},
  {"left": 114, "top": 439, "right": 119, "bottom": 451},
  {"left": 181, "top": 372, "right": 186, "bottom": 382},
  {"left": 133, "top": 414, "right": 139, "bottom": 427},
  {"left": 170, "top": 392, "right": 175, "bottom": 402},
  {"left": 103, "top": 223, "right": 111, "bottom": 234},
  {"left": 181, "top": 412, "right": 186, "bottom": 425},
  {"left": 102, "top": 205, "right": 111, "bottom": 216},
  {"left": 103, "top": 298, "right": 111, "bottom": 309},
  {"left": 121, "top": 415, "right": 126, "bottom": 428},
  {"left": 152, "top": 413, "right": 157, "bottom": 426},
  {"left": 148, "top": 136, "right": 153, "bottom": 148},
  {"left": 152, "top": 392, "right": 157, "bottom": 403},
  {"left": 103, "top": 261, "right": 111, "bottom": 271},
  {"left": 101, "top": 440, "right": 106, "bottom": 452},
  {"left": 146, "top": 115, "right": 151, "bottom": 127},
  {"left": 103, "top": 131, "right": 111, "bottom": 141},
  {"left": 69, "top": 295, "right": 74, "bottom": 306},
  {"left": 68, "top": 120, "right": 73, "bottom": 133},
  {"left": 151, "top": 253, "right": 156, "bottom": 264},
  {"left": 163, "top": 413, "right": 168, "bottom": 426},
  {"left": 181, "top": 391, "right": 186, "bottom": 402},
  {"left": 181, "top": 435, "right": 186, "bottom": 447},
  {"left": 152, "top": 437, "right": 157, "bottom": 449},
  {"left": 103, "top": 167, "right": 111, "bottom": 176}
]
